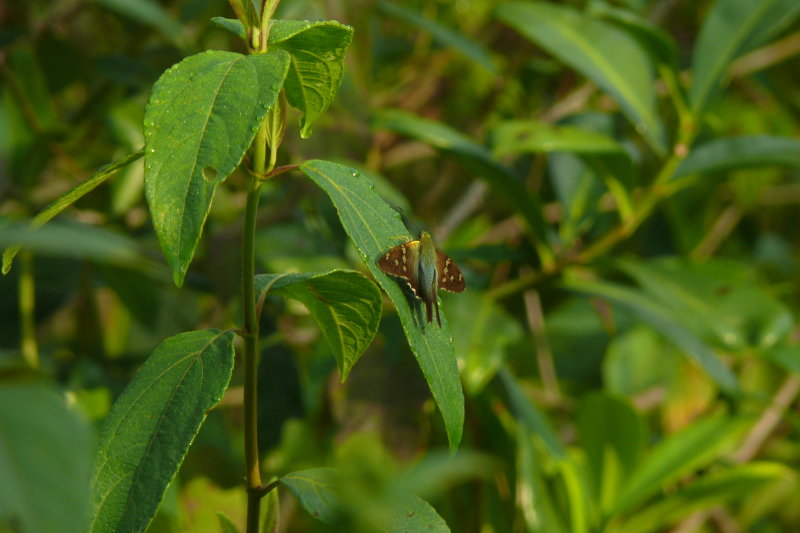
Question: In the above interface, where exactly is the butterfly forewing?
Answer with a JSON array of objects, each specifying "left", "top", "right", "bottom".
[
  {"left": 377, "top": 240, "right": 420, "bottom": 294},
  {"left": 435, "top": 250, "right": 466, "bottom": 293}
]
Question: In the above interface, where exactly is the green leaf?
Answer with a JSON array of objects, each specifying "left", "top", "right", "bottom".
[
  {"left": 0, "top": 383, "right": 93, "bottom": 533},
  {"left": 493, "top": 119, "right": 627, "bottom": 157},
  {"left": 496, "top": 2, "right": 666, "bottom": 154},
  {"left": 144, "top": 49, "right": 290, "bottom": 286},
  {"left": 0, "top": 222, "right": 156, "bottom": 272},
  {"left": 563, "top": 276, "right": 739, "bottom": 394},
  {"left": 618, "top": 462, "right": 793, "bottom": 533},
  {"left": 261, "top": 485, "right": 280, "bottom": 533},
  {"left": 373, "top": 109, "right": 551, "bottom": 257},
  {"left": 618, "top": 258, "right": 793, "bottom": 351},
  {"left": 498, "top": 367, "right": 565, "bottom": 460},
  {"left": 255, "top": 269, "right": 382, "bottom": 381},
  {"left": 674, "top": 136, "right": 800, "bottom": 179},
  {"left": 577, "top": 393, "right": 644, "bottom": 512},
  {"left": 611, "top": 416, "right": 746, "bottom": 516},
  {"left": 211, "top": 17, "right": 246, "bottom": 39},
  {"left": 516, "top": 426, "right": 569, "bottom": 533},
  {"left": 300, "top": 159, "right": 464, "bottom": 450},
  {"left": 386, "top": 496, "right": 450, "bottom": 533},
  {"left": 269, "top": 20, "right": 354, "bottom": 138},
  {"left": 280, "top": 468, "right": 341, "bottom": 524},
  {"left": 589, "top": 3, "right": 677, "bottom": 67},
  {"left": 96, "top": 0, "right": 182, "bottom": 41},
  {"left": 765, "top": 345, "right": 800, "bottom": 374},
  {"left": 603, "top": 326, "right": 676, "bottom": 396},
  {"left": 689, "top": 0, "right": 800, "bottom": 115},
  {"left": 217, "top": 512, "right": 241, "bottom": 533},
  {"left": 89, "top": 329, "right": 236, "bottom": 533},
  {"left": 2, "top": 150, "right": 144, "bottom": 274},
  {"left": 492, "top": 119, "right": 634, "bottom": 216},
  {"left": 378, "top": 1, "right": 496, "bottom": 73}
]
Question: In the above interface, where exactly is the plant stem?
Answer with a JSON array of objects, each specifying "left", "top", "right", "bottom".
[
  {"left": 243, "top": 178, "right": 262, "bottom": 533},
  {"left": 19, "top": 251, "right": 39, "bottom": 369},
  {"left": 242, "top": 115, "right": 271, "bottom": 533}
]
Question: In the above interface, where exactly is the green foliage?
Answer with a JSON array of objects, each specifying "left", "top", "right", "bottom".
[
  {"left": 89, "top": 330, "right": 235, "bottom": 533},
  {"left": 3, "top": 0, "right": 800, "bottom": 531},
  {"left": 254, "top": 270, "right": 381, "bottom": 381},
  {"left": 300, "top": 159, "right": 464, "bottom": 449},
  {"left": 496, "top": 1, "right": 666, "bottom": 153},
  {"left": 144, "top": 50, "right": 290, "bottom": 286},
  {"left": 0, "top": 384, "right": 92, "bottom": 533}
]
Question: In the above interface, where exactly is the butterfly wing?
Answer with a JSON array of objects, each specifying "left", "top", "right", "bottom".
[
  {"left": 377, "top": 240, "right": 420, "bottom": 293},
  {"left": 435, "top": 250, "right": 466, "bottom": 293}
]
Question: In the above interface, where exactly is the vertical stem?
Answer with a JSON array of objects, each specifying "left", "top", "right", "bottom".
[
  {"left": 243, "top": 116, "right": 270, "bottom": 533},
  {"left": 243, "top": 179, "right": 262, "bottom": 533},
  {"left": 19, "top": 251, "right": 39, "bottom": 369}
]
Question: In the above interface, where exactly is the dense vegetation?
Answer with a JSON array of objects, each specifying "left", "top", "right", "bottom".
[{"left": 2, "top": 0, "right": 800, "bottom": 532}]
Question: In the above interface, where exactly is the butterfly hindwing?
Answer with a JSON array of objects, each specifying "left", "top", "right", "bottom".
[{"left": 435, "top": 249, "right": 465, "bottom": 293}]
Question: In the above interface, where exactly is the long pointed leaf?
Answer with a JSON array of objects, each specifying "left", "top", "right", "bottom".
[
  {"left": 690, "top": 0, "right": 800, "bottom": 114},
  {"left": 496, "top": 2, "right": 666, "bottom": 154},
  {"left": 300, "top": 159, "right": 464, "bottom": 450}
]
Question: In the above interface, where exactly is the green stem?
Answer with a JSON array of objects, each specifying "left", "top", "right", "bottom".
[
  {"left": 243, "top": 82, "right": 282, "bottom": 532},
  {"left": 243, "top": 179, "right": 262, "bottom": 533},
  {"left": 19, "top": 251, "right": 39, "bottom": 369}
]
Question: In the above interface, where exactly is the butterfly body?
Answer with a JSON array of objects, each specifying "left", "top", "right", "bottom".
[{"left": 377, "top": 231, "right": 465, "bottom": 326}]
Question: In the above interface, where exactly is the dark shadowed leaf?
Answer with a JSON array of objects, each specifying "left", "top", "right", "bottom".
[
  {"left": 89, "top": 329, "right": 236, "bottom": 533},
  {"left": 563, "top": 276, "right": 739, "bottom": 393},
  {"left": 378, "top": 1, "right": 496, "bottom": 73},
  {"left": 690, "top": 0, "right": 800, "bottom": 114},
  {"left": 2, "top": 150, "right": 144, "bottom": 274}
]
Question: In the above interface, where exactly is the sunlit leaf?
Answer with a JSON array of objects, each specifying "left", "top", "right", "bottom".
[
  {"left": 270, "top": 20, "right": 353, "bottom": 138},
  {"left": 255, "top": 270, "right": 382, "bottom": 381},
  {"left": 144, "top": 49, "right": 289, "bottom": 286},
  {"left": 618, "top": 462, "right": 795, "bottom": 533},
  {"left": 300, "top": 159, "right": 464, "bottom": 449}
]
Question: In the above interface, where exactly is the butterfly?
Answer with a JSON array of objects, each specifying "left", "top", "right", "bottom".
[{"left": 376, "top": 231, "right": 466, "bottom": 326}]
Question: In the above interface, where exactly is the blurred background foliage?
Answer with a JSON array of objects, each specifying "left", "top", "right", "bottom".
[{"left": 2, "top": 0, "right": 800, "bottom": 531}]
